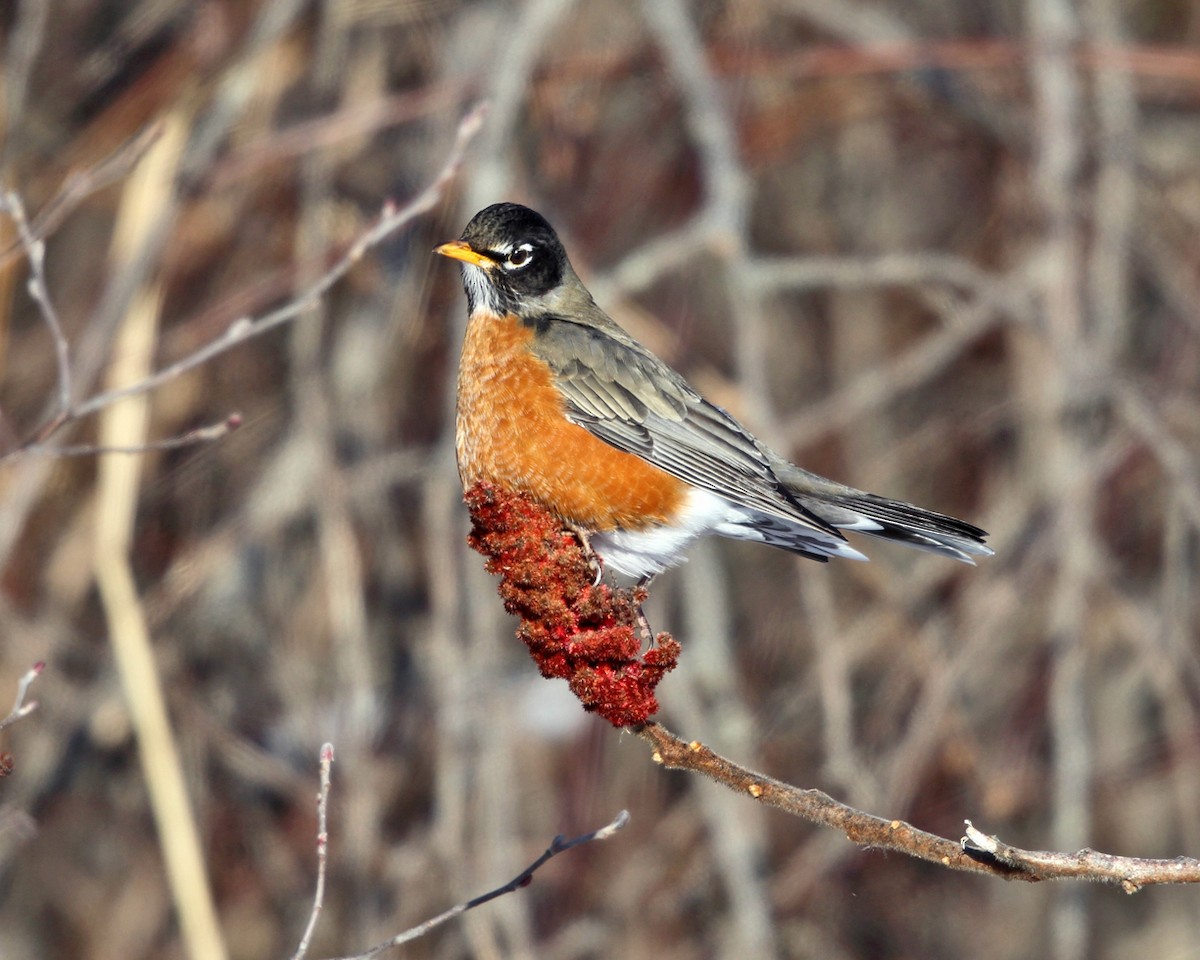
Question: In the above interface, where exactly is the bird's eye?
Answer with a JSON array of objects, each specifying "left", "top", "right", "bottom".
[{"left": 505, "top": 244, "right": 533, "bottom": 269}]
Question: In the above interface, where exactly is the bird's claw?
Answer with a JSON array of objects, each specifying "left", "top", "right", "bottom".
[
  {"left": 633, "top": 575, "right": 657, "bottom": 647},
  {"left": 570, "top": 527, "right": 604, "bottom": 586}
]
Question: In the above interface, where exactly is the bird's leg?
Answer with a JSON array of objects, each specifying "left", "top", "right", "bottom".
[
  {"left": 633, "top": 574, "right": 658, "bottom": 647},
  {"left": 568, "top": 526, "right": 604, "bottom": 586}
]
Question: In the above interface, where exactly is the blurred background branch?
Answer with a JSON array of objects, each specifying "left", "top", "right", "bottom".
[
  {"left": 1, "top": 2, "right": 1198, "bottom": 959},
  {"left": 0, "top": 660, "right": 42, "bottom": 734}
]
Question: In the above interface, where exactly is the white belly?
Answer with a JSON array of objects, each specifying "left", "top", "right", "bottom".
[
  {"left": 590, "top": 485, "right": 869, "bottom": 579},
  {"left": 590, "top": 487, "right": 742, "bottom": 579}
]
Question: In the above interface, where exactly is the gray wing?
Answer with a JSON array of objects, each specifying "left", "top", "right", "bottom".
[{"left": 530, "top": 314, "right": 841, "bottom": 537}]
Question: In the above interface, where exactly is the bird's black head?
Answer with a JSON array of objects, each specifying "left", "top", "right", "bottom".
[{"left": 436, "top": 203, "right": 570, "bottom": 316}]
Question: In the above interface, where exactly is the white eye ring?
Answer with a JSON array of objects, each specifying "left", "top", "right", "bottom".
[{"left": 505, "top": 243, "right": 534, "bottom": 269}]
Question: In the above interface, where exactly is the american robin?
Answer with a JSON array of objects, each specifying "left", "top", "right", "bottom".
[{"left": 436, "top": 203, "right": 991, "bottom": 580}]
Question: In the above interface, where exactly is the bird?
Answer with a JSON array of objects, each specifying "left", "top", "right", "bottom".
[{"left": 436, "top": 202, "right": 992, "bottom": 581}]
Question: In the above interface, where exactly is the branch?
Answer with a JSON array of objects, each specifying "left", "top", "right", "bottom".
[
  {"left": 289, "top": 743, "right": 629, "bottom": 960},
  {"left": 0, "top": 124, "right": 163, "bottom": 271},
  {"left": 0, "top": 661, "right": 44, "bottom": 735},
  {"left": 329, "top": 810, "right": 629, "bottom": 960},
  {"left": 637, "top": 721, "right": 1200, "bottom": 889},
  {"left": 0, "top": 191, "right": 73, "bottom": 430},
  {"left": 63, "top": 103, "right": 487, "bottom": 427},
  {"left": 0, "top": 660, "right": 45, "bottom": 778},
  {"left": 289, "top": 743, "right": 334, "bottom": 960},
  {"left": 0, "top": 103, "right": 487, "bottom": 458},
  {"left": 18, "top": 414, "right": 243, "bottom": 459},
  {"left": 460, "top": 481, "right": 1200, "bottom": 890}
]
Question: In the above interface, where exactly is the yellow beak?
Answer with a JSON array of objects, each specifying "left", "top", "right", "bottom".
[{"left": 434, "top": 240, "right": 495, "bottom": 269}]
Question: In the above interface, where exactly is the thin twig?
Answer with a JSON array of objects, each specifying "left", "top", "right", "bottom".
[
  {"left": 1, "top": 102, "right": 487, "bottom": 460},
  {"left": 290, "top": 743, "right": 335, "bottom": 960},
  {"left": 319, "top": 809, "right": 629, "bottom": 960},
  {"left": 0, "top": 124, "right": 164, "bottom": 270},
  {"left": 18, "top": 414, "right": 242, "bottom": 458},
  {"left": 64, "top": 104, "right": 486, "bottom": 425},
  {"left": 637, "top": 721, "right": 1200, "bottom": 888},
  {"left": 0, "top": 661, "right": 45, "bottom": 733},
  {"left": 0, "top": 192, "right": 73, "bottom": 429}
]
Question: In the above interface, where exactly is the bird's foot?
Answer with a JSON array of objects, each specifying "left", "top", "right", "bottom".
[
  {"left": 569, "top": 526, "right": 604, "bottom": 586},
  {"left": 633, "top": 574, "right": 658, "bottom": 647}
]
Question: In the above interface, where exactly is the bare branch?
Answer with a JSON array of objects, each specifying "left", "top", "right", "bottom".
[
  {"left": 17, "top": 414, "right": 243, "bottom": 459},
  {"left": 288, "top": 737, "right": 628, "bottom": 960},
  {"left": 63, "top": 103, "right": 487, "bottom": 428},
  {"left": 319, "top": 809, "right": 629, "bottom": 960},
  {"left": 0, "top": 192, "right": 73, "bottom": 428},
  {"left": 960, "top": 821, "right": 1200, "bottom": 892},
  {"left": 0, "top": 661, "right": 45, "bottom": 734},
  {"left": 0, "top": 102, "right": 486, "bottom": 461},
  {"left": 289, "top": 743, "right": 334, "bottom": 960},
  {"left": 637, "top": 722, "right": 1200, "bottom": 889},
  {"left": 0, "top": 124, "right": 164, "bottom": 270}
]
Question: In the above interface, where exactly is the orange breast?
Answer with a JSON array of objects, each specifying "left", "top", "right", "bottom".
[{"left": 456, "top": 314, "right": 687, "bottom": 532}]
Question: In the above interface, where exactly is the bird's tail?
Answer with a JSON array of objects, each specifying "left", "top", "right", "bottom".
[{"left": 775, "top": 463, "right": 992, "bottom": 564}]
